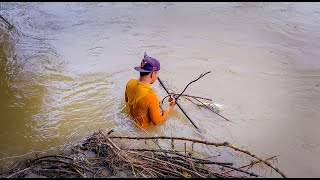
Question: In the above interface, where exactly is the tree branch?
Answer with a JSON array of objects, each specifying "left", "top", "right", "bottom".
[{"left": 175, "top": 71, "right": 211, "bottom": 100}]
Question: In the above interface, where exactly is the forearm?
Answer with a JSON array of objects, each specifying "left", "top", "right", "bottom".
[
  {"left": 165, "top": 105, "right": 174, "bottom": 112},
  {"left": 149, "top": 101, "right": 170, "bottom": 125},
  {"left": 148, "top": 93, "right": 175, "bottom": 125}
]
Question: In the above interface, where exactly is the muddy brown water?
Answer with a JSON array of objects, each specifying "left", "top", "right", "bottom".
[{"left": 0, "top": 2, "right": 319, "bottom": 177}]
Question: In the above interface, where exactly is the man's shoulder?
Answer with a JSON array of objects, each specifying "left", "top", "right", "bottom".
[
  {"left": 145, "top": 89, "right": 158, "bottom": 99},
  {"left": 128, "top": 78, "right": 138, "bottom": 83},
  {"left": 126, "top": 78, "right": 138, "bottom": 86}
]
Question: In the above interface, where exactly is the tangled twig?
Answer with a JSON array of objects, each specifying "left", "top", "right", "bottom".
[
  {"left": 4, "top": 130, "right": 287, "bottom": 178},
  {"left": 0, "top": 14, "right": 14, "bottom": 29},
  {"left": 175, "top": 71, "right": 211, "bottom": 101},
  {"left": 109, "top": 135, "right": 287, "bottom": 178}
]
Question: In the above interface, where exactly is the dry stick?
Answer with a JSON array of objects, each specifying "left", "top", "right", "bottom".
[
  {"left": 196, "top": 166, "right": 233, "bottom": 178},
  {"left": 109, "top": 135, "right": 286, "bottom": 178},
  {"left": 225, "top": 143, "right": 286, "bottom": 178},
  {"left": 106, "top": 129, "right": 114, "bottom": 136},
  {"left": 181, "top": 94, "right": 213, "bottom": 101},
  {"left": 156, "top": 153, "right": 258, "bottom": 178},
  {"left": 72, "top": 167, "right": 86, "bottom": 178},
  {"left": 152, "top": 166, "right": 181, "bottom": 177},
  {"left": 87, "top": 131, "right": 278, "bottom": 178},
  {"left": 160, "top": 165, "right": 187, "bottom": 178},
  {"left": 139, "top": 164, "right": 164, "bottom": 178},
  {"left": 123, "top": 158, "right": 166, "bottom": 178},
  {"left": 146, "top": 166, "right": 166, "bottom": 177},
  {"left": 177, "top": 94, "right": 212, "bottom": 101},
  {"left": 182, "top": 96, "right": 222, "bottom": 126},
  {"left": 88, "top": 132, "right": 224, "bottom": 178},
  {"left": 130, "top": 164, "right": 137, "bottom": 178},
  {"left": 140, "top": 172, "right": 147, "bottom": 178},
  {"left": 143, "top": 150, "right": 214, "bottom": 177},
  {"left": 133, "top": 161, "right": 171, "bottom": 178},
  {"left": 191, "top": 96, "right": 236, "bottom": 124},
  {"left": 160, "top": 72, "right": 235, "bottom": 124},
  {"left": 171, "top": 163, "right": 189, "bottom": 178},
  {"left": 191, "top": 142, "right": 194, "bottom": 154},
  {"left": 143, "top": 167, "right": 155, "bottom": 178},
  {"left": 182, "top": 96, "right": 201, "bottom": 107},
  {"left": 175, "top": 71, "right": 211, "bottom": 100},
  {"left": 186, "top": 157, "right": 199, "bottom": 176},
  {"left": 154, "top": 152, "right": 230, "bottom": 178},
  {"left": 141, "top": 156, "right": 193, "bottom": 178},
  {"left": 128, "top": 145, "right": 209, "bottom": 164},
  {"left": 158, "top": 76, "right": 220, "bottom": 140},
  {"left": 6, "top": 167, "right": 30, "bottom": 178},
  {"left": 156, "top": 157, "right": 206, "bottom": 178},
  {"left": 84, "top": 158, "right": 95, "bottom": 166},
  {"left": 147, "top": 161, "right": 175, "bottom": 178},
  {"left": 154, "top": 154, "right": 254, "bottom": 177},
  {"left": 162, "top": 93, "right": 212, "bottom": 104},
  {"left": 171, "top": 138, "right": 174, "bottom": 149},
  {"left": 220, "top": 165, "right": 262, "bottom": 177},
  {"left": 30, "top": 155, "right": 73, "bottom": 163},
  {"left": 221, "top": 155, "right": 279, "bottom": 175},
  {"left": 94, "top": 131, "right": 260, "bottom": 176},
  {"left": 129, "top": 150, "right": 207, "bottom": 178},
  {"left": 33, "top": 159, "right": 94, "bottom": 174},
  {"left": 119, "top": 160, "right": 141, "bottom": 177},
  {"left": 103, "top": 134, "right": 148, "bottom": 177},
  {"left": 153, "top": 152, "right": 238, "bottom": 178},
  {"left": 0, "top": 14, "right": 13, "bottom": 29},
  {"left": 158, "top": 77, "right": 201, "bottom": 132}
]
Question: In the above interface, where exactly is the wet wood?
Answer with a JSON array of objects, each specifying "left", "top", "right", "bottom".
[{"left": 4, "top": 130, "right": 287, "bottom": 178}]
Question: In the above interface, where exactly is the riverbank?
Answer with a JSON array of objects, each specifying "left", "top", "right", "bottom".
[{"left": 1, "top": 130, "right": 286, "bottom": 178}]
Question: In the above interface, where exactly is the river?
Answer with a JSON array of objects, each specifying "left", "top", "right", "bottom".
[{"left": 0, "top": 2, "right": 319, "bottom": 177}]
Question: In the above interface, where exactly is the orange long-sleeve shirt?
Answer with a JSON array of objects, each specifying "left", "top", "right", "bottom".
[{"left": 125, "top": 78, "right": 169, "bottom": 129}]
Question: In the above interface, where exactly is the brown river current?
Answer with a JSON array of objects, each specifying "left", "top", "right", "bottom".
[{"left": 0, "top": 2, "right": 320, "bottom": 177}]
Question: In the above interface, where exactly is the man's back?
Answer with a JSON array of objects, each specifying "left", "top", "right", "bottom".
[{"left": 125, "top": 78, "right": 169, "bottom": 129}]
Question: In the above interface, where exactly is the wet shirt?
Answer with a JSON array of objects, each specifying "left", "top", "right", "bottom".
[{"left": 125, "top": 78, "right": 169, "bottom": 129}]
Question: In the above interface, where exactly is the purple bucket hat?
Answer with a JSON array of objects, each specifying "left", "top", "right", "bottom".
[{"left": 134, "top": 57, "right": 160, "bottom": 72}]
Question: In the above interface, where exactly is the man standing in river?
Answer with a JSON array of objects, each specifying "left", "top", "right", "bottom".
[{"left": 125, "top": 55, "right": 176, "bottom": 129}]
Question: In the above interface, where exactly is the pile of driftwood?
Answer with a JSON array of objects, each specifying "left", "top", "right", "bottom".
[{"left": 4, "top": 130, "right": 286, "bottom": 178}]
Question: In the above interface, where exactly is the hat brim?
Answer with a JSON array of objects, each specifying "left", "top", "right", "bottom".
[{"left": 134, "top": 66, "right": 152, "bottom": 72}]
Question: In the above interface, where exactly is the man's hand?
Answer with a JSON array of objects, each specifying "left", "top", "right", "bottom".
[{"left": 168, "top": 95, "right": 176, "bottom": 111}]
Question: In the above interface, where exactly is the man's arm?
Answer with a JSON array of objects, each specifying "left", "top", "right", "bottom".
[{"left": 148, "top": 93, "right": 175, "bottom": 125}]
